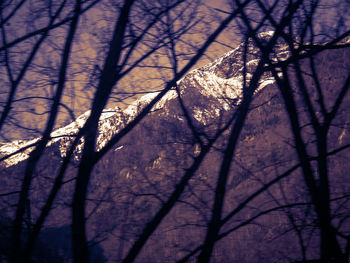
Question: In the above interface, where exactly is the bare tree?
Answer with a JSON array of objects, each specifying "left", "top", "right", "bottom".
[
  {"left": 2, "top": 0, "right": 242, "bottom": 262},
  {"left": 234, "top": 0, "right": 350, "bottom": 262},
  {"left": 1, "top": 0, "right": 350, "bottom": 263}
]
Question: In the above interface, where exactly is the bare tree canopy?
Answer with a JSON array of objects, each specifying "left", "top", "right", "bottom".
[{"left": 0, "top": 0, "right": 350, "bottom": 262}]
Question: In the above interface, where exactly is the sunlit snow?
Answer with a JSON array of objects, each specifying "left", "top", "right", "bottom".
[{"left": 0, "top": 35, "right": 284, "bottom": 167}]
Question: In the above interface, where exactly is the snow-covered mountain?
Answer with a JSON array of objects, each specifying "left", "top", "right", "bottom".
[
  {"left": 0, "top": 32, "right": 281, "bottom": 168},
  {"left": 1, "top": 34, "right": 349, "bottom": 263}
]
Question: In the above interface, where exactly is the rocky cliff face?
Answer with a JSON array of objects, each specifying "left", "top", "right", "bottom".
[{"left": 0, "top": 35, "right": 349, "bottom": 262}]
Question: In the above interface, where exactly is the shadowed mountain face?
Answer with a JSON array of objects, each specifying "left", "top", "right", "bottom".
[{"left": 0, "top": 36, "right": 350, "bottom": 262}]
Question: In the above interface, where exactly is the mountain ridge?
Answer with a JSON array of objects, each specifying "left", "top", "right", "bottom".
[
  {"left": 1, "top": 34, "right": 349, "bottom": 263},
  {"left": 0, "top": 32, "right": 280, "bottom": 167}
]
